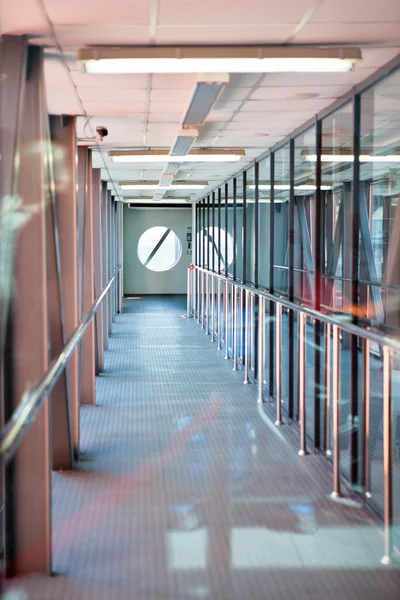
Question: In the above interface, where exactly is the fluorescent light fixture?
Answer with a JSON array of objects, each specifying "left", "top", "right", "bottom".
[
  {"left": 302, "top": 152, "right": 400, "bottom": 163},
  {"left": 182, "top": 74, "right": 229, "bottom": 127},
  {"left": 77, "top": 46, "right": 361, "bottom": 74},
  {"left": 248, "top": 184, "right": 332, "bottom": 191},
  {"left": 122, "top": 197, "right": 189, "bottom": 202},
  {"left": 170, "top": 129, "right": 199, "bottom": 156},
  {"left": 109, "top": 149, "right": 245, "bottom": 163},
  {"left": 120, "top": 181, "right": 208, "bottom": 190}
]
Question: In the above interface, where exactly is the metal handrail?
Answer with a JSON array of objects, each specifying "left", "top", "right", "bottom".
[
  {"left": 194, "top": 265, "right": 400, "bottom": 354},
  {"left": 0, "top": 267, "right": 121, "bottom": 466},
  {"left": 190, "top": 265, "right": 398, "bottom": 564}
]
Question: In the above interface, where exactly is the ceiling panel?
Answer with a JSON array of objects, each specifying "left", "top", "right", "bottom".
[
  {"left": 72, "top": 72, "right": 148, "bottom": 89},
  {"left": 312, "top": 0, "right": 400, "bottom": 23},
  {"left": 294, "top": 22, "right": 400, "bottom": 44},
  {"left": 46, "top": 0, "right": 151, "bottom": 24},
  {"left": 158, "top": 0, "right": 313, "bottom": 25},
  {"left": 155, "top": 25, "right": 295, "bottom": 45}
]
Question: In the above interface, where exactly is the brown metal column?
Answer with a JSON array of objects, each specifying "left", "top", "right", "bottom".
[
  {"left": 4, "top": 45, "right": 51, "bottom": 576},
  {"left": 101, "top": 182, "right": 109, "bottom": 350},
  {"left": 92, "top": 168, "right": 104, "bottom": 374},
  {"left": 47, "top": 115, "right": 74, "bottom": 470},
  {"left": 77, "top": 147, "right": 96, "bottom": 405}
]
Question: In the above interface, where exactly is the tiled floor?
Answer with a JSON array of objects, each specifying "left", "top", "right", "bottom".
[{"left": 9, "top": 296, "right": 400, "bottom": 599}]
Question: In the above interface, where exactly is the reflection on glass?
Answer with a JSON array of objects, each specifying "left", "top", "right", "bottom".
[
  {"left": 236, "top": 173, "right": 244, "bottom": 282},
  {"left": 273, "top": 144, "right": 290, "bottom": 294},
  {"left": 321, "top": 102, "right": 353, "bottom": 312},
  {"left": 294, "top": 126, "right": 316, "bottom": 304},
  {"left": 258, "top": 157, "right": 271, "bottom": 290},
  {"left": 246, "top": 166, "right": 256, "bottom": 284}
]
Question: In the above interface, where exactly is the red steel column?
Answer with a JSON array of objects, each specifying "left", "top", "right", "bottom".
[
  {"left": 92, "top": 168, "right": 104, "bottom": 374},
  {"left": 5, "top": 45, "right": 51, "bottom": 576},
  {"left": 49, "top": 114, "right": 79, "bottom": 462},
  {"left": 77, "top": 146, "right": 96, "bottom": 405}
]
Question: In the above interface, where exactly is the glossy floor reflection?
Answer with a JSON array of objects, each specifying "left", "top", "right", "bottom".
[{"left": 10, "top": 296, "right": 400, "bottom": 599}]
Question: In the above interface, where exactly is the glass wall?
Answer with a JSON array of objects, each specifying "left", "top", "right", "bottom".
[{"left": 195, "top": 60, "right": 400, "bottom": 532}]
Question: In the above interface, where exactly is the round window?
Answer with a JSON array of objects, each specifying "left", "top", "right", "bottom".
[
  {"left": 137, "top": 226, "right": 182, "bottom": 272},
  {"left": 197, "top": 227, "right": 234, "bottom": 270}
]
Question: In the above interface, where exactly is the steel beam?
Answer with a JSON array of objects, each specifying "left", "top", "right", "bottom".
[
  {"left": 92, "top": 168, "right": 104, "bottom": 373},
  {"left": 77, "top": 147, "right": 96, "bottom": 405},
  {"left": 4, "top": 45, "right": 51, "bottom": 576},
  {"left": 101, "top": 183, "right": 109, "bottom": 350}
]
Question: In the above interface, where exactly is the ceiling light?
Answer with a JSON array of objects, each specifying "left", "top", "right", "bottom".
[
  {"left": 109, "top": 149, "right": 245, "bottom": 163},
  {"left": 120, "top": 181, "right": 208, "bottom": 190},
  {"left": 122, "top": 198, "right": 190, "bottom": 203},
  {"left": 248, "top": 184, "right": 332, "bottom": 191},
  {"left": 302, "top": 152, "right": 400, "bottom": 163},
  {"left": 182, "top": 74, "right": 229, "bottom": 127},
  {"left": 77, "top": 46, "right": 361, "bottom": 74}
]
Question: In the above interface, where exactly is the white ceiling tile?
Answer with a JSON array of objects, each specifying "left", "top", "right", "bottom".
[
  {"left": 150, "top": 102, "right": 189, "bottom": 114},
  {"left": 72, "top": 72, "right": 148, "bottom": 89},
  {"left": 46, "top": 0, "right": 150, "bottom": 24},
  {"left": 78, "top": 88, "right": 148, "bottom": 103},
  {"left": 250, "top": 85, "right": 353, "bottom": 100},
  {"left": 53, "top": 24, "right": 151, "bottom": 46},
  {"left": 155, "top": 25, "right": 295, "bottom": 45},
  {"left": 158, "top": 0, "right": 313, "bottom": 25},
  {"left": 150, "top": 88, "right": 193, "bottom": 103},
  {"left": 294, "top": 22, "right": 400, "bottom": 44},
  {"left": 312, "top": 0, "right": 400, "bottom": 23}
]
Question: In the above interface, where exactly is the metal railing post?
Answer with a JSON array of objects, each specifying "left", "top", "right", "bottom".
[
  {"left": 224, "top": 282, "right": 229, "bottom": 359},
  {"left": 325, "top": 322, "right": 332, "bottom": 456},
  {"left": 258, "top": 295, "right": 265, "bottom": 404},
  {"left": 331, "top": 324, "right": 341, "bottom": 499},
  {"left": 217, "top": 279, "right": 221, "bottom": 350},
  {"left": 363, "top": 338, "right": 371, "bottom": 498},
  {"left": 201, "top": 271, "right": 205, "bottom": 329},
  {"left": 211, "top": 276, "right": 215, "bottom": 342},
  {"left": 197, "top": 269, "right": 200, "bottom": 322},
  {"left": 275, "top": 302, "right": 282, "bottom": 426},
  {"left": 298, "top": 311, "right": 308, "bottom": 456},
  {"left": 381, "top": 347, "right": 393, "bottom": 565},
  {"left": 244, "top": 290, "right": 250, "bottom": 384},
  {"left": 187, "top": 268, "right": 191, "bottom": 317},
  {"left": 205, "top": 273, "right": 209, "bottom": 334},
  {"left": 233, "top": 286, "right": 238, "bottom": 371}
]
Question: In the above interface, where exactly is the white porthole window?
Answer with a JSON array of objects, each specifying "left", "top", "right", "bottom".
[
  {"left": 197, "top": 227, "right": 234, "bottom": 270},
  {"left": 137, "top": 226, "right": 182, "bottom": 272}
]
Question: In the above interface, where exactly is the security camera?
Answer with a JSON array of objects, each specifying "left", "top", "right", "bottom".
[{"left": 95, "top": 126, "right": 108, "bottom": 142}]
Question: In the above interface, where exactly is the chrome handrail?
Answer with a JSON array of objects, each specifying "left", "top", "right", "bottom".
[
  {"left": 0, "top": 267, "right": 121, "bottom": 466},
  {"left": 194, "top": 265, "right": 400, "bottom": 353},
  {"left": 190, "top": 265, "right": 398, "bottom": 565}
]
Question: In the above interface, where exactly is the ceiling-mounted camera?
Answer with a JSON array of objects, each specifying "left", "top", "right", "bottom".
[{"left": 95, "top": 126, "right": 108, "bottom": 142}]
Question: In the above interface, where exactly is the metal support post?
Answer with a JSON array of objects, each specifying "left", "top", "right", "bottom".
[
  {"left": 233, "top": 286, "right": 238, "bottom": 371},
  {"left": 201, "top": 271, "right": 205, "bottom": 329},
  {"left": 381, "top": 347, "right": 393, "bottom": 565},
  {"left": 217, "top": 279, "right": 222, "bottom": 350},
  {"left": 244, "top": 290, "right": 250, "bottom": 384},
  {"left": 298, "top": 312, "right": 308, "bottom": 456},
  {"left": 187, "top": 268, "right": 191, "bottom": 318},
  {"left": 224, "top": 282, "right": 229, "bottom": 359},
  {"left": 363, "top": 338, "right": 371, "bottom": 498},
  {"left": 206, "top": 273, "right": 209, "bottom": 334},
  {"left": 275, "top": 303, "right": 282, "bottom": 426},
  {"left": 257, "top": 296, "right": 265, "bottom": 404},
  {"left": 211, "top": 276, "right": 215, "bottom": 341},
  {"left": 324, "top": 322, "right": 332, "bottom": 456},
  {"left": 331, "top": 325, "right": 341, "bottom": 498}
]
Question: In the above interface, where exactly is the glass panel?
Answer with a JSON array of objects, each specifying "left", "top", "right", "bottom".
[
  {"left": 321, "top": 102, "right": 353, "bottom": 312},
  {"left": 258, "top": 156, "right": 271, "bottom": 290},
  {"left": 273, "top": 144, "right": 290, "bottom": 294},
  {"left": 294, "top": 126, "right": 316, "bottom": 305},
  {"left": 227, "top": 181, "right": 234, "bottom": 278},
  {"left": 322, "top": 102, "right": 354, "bottom": 482},
  {"left": 236, "top": 174, "right": 244, "bottom": 282},
  {"left": 360, "top": 68, "right": 400, "bottom": 533},
  {"left": 246, "top": 166, "right": 256, "bottom": 285}
]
